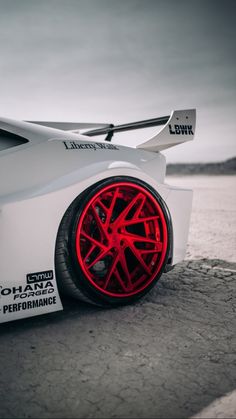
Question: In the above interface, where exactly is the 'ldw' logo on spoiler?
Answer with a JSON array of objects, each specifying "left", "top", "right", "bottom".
[{"left": 169, "top": 124, "right": 194, "bottom": 135}]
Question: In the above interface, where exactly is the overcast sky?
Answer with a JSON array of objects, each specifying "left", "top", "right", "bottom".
[{"left": 0, "top": 0, "right": 235, "bottom": 162}]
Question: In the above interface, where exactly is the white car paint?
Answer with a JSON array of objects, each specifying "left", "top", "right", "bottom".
[{"left": 0, "top": 109, "right": 195, "bottom": 323}]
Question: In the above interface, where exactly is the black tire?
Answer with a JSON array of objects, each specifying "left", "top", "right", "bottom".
[{"left": 55, "top": 176, "right": 172, "bottom": 306}]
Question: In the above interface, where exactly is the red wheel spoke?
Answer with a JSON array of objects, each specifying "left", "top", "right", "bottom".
[
  {"left": 114, "top": 192, "right": 145, "bottom": 225},
  {"left": 91, "top": 204, "right": 108, "bottom": 239},
  {"left": 123, "top": 215, "right": 159, "bottom": 226},
  {"left": 96, "top": 198, "right": 109, "bottom": 214},
  {"left": 83, "top": 244, "right": 95, "bottom": 262},
  {"left": 105, "top": 186, "right": 120, "bottom": 226},
  {"left": 141, "top": 243, "right": 163, "bottom": 253},
  {"left": 114, "top": 269, "right": 128, "bottom": 292},
  {"left": 128, "top": 242, "right": 152, "bottom": 275},
  {"left": 132, "top": 194, "right": 146, "bottom": 219},
  {"left": 104, "top": 252, "right": 119, "bottom": 289},
  {"left": 81, "top": 231, "right": 106, "bottom": 251},
  {"left": 87, "top": 248, "right": 111, "bottom": 269},
  {"left": 119, "top": 249, "right": 133, "bottom": 290},
  {"left": 121, "top": 231, "right": 160, "bottom": 246}
]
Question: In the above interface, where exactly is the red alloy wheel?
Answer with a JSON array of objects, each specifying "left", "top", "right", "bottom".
[{"left": 75, "top": 182, "right": 168, "bottom": 298}]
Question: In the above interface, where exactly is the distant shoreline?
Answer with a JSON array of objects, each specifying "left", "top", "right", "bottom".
[{"left": 166, "top": 157, "right": 236, "bottom": 176}]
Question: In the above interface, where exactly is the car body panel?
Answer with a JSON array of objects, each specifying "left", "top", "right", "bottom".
[{"left": 0, "top": 112, "right": 195, "bottom": 323}]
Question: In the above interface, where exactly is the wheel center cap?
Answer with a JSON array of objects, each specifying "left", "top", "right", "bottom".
[
  {"left": 108, "top": 227, "right": 122, "bottom": 248},
  {"left": 111, "top": 233, "right": 119, "bottom": 245}
]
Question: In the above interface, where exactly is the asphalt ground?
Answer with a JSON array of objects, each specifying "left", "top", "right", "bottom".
[{"left": 0, "top": 175, "right": 235, "bottom": 419}]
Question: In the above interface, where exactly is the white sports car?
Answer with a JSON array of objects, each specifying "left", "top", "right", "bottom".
[{"left": 0, "top": 109, "right": 196, "bottom": 323}]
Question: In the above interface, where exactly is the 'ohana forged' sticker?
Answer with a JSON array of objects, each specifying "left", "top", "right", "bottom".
[{"left": 0, "top": 270, "right": 56, "bottom": 314}]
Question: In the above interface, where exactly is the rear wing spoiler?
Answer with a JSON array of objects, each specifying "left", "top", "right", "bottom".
[
  {"left": 84, "top": 109, "right": 196, "bottom": 152},
  {"left": 27, "top": 108, "right": 196, "bottom": 152}
]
